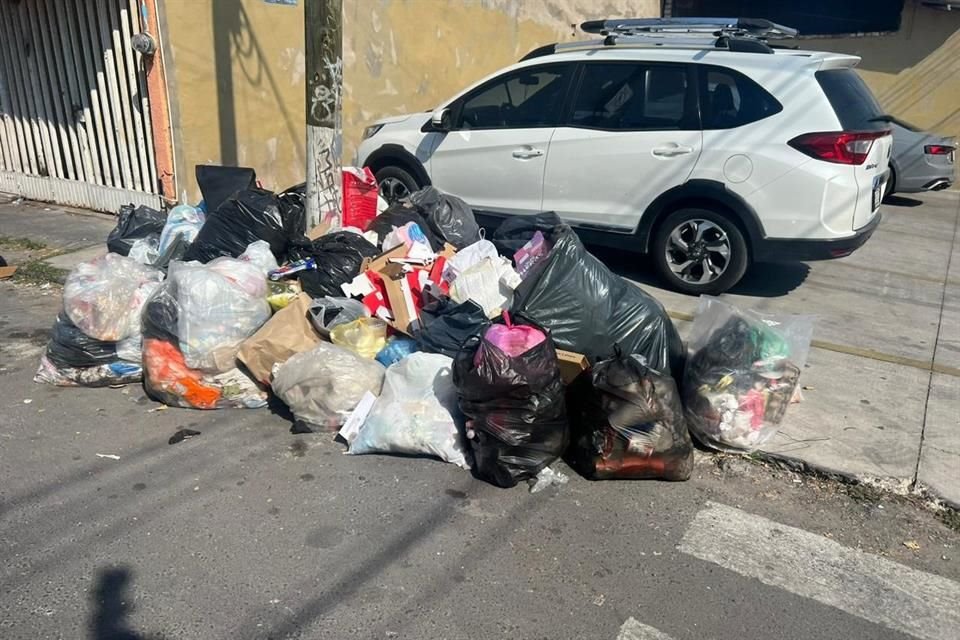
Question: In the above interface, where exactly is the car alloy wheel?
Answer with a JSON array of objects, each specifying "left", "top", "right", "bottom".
[
  {"left": 379, "top": 176, "right": 411, "bottom": 203},
  {"left": 664, "top": 219, "right": 731, "bottom": 285}
]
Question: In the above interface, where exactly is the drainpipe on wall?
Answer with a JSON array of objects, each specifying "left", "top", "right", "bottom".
[
  {"left": 305, "top": 0, "right": 343, "bottom": 229},
  {"left": 136, "top": 0, "right": 177, "bottom": 205}
]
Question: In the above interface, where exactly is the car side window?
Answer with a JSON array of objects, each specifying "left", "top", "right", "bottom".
[
  {"left": 700, "top": 67, "right": 783, "bottom": 129},
  {"left": 457, "top": 64, "right": 572, "bottom": 130},
  {"left": 570, "top": 63, "right": 692, "bottom": 131}
]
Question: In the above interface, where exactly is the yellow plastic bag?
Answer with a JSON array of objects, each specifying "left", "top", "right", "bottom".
[{"left": 330, "top": 317, "right": 388, "bottom": 359}]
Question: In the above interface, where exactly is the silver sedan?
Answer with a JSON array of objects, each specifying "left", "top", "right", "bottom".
[{"left": 881, "top": 116, "right": 955, "bottom": 196}]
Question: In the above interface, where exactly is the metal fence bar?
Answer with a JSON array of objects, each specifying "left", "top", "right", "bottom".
[
  {"left": 95, "top": 0, "right": 135, "bottom": 190},
  {"left": 21, "top": 0, "right": 66, "bottom": 180},
  {"left": 0, "top": 2, "right": 35, "bottom": 174}
]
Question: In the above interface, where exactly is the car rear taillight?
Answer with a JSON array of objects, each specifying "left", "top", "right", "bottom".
[
  {"left": 788, "top": 130, "right": 891, "bottom": 165},
  {"left": 924, "top": 144, "right": 955, "bottom": 155}
]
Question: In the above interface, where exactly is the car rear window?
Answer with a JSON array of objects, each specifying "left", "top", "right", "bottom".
[{"left": 815, "top": 69, "right": 886, "bottom": 130}]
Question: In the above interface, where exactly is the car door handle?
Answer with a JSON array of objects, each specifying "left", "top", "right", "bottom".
[
  {"left": 652, "top": 144, "right": 694, "bottom": 157},
  {"left": 512, "top": 147, "right": 544, "bottom": 159}
]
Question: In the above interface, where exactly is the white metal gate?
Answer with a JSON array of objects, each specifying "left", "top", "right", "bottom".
[{"left": 0, "top": 0, "right": 161, "bottom": 212}]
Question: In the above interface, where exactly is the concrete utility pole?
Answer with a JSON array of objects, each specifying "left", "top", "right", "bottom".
[{"left": 304, "top": 0, "right": 343, "bottom": 228}]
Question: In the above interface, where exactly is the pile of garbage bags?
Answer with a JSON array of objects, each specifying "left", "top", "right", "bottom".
[{"left": 35, "top": 166, "right": 814, "bottom": 489}]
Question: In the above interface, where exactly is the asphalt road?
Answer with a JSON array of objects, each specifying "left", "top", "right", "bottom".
[{"left": 1, "top": 282, "right": 958, "bottom": 640}]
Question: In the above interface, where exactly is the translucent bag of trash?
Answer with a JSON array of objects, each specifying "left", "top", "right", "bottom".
[
  {"left": 271, "top": 342, "right": 386, "bottom": 429},
  {"left": 172, "top": 251, "right": 271, "bottom": 372},
  {"left": 682, "top": 296, "right": 814, "bottom": 452},
  {"left": 442, "top": 239, "right": 499, "bottom": 284},
  {"left": 348, "top": 353, "right": 469, "bottom": 468},
  {"left": 128, "top": 236, "right": 160, "bottom": 265},
  {"left": 329, "top": 317, "right": 388, "bottom": 359},
  {"left": 158, "top": 204, "right": 206, "bottom": 255},
  {"left": 308, "top": 296, "right": 369, "bottom": 339},
  {"left": 35, "top": 354, "right": 143, "bottom": 388},
  {"left": 63, "top": 253, "right": 164, "bottom": 341}
]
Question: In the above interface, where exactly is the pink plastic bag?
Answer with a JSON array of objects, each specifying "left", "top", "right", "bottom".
[{"left": 475, "top": 312, "right": 545, "bottom": 364}]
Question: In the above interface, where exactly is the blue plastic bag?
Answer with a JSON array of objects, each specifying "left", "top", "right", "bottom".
[{"left": 375, "top": 337, "right": 419, "bottom": 367}]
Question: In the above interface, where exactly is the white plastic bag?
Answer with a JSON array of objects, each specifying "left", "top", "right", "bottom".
[
  {"left": 236, "top": 239, "right": 279, "bottom": 275},
  {"left": 271, "top": 342, "right": 386, "bottom": 429},
  {"left": 172, "top": 251, "right": 271, "bottom": 372},
  {"left": 449, "top": 257, "right": 522, "bottom": 319},
  {"left": 348, "top": 353, "right": 468, "bottom": 468},
  {"left": 63, "top": 253, "right": 164, "bottom": 341},
  {"left": 442, "top": 239, "right": 499, "bottom": 283},
  {"left": 128, "top": 236, "right": 160, "bottom": 265},
  {"left": 682, "top": 297, "right": 814, "bottom": 452}
]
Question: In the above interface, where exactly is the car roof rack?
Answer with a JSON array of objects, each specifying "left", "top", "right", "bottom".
[{"left": 520, "top": 17, "right": 798, "bottom": 60}]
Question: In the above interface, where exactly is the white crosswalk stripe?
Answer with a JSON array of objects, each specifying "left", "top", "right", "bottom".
[
  {"left": 617, "top": 617, "right": 678, "bottom": 640},
  {"left": 677, "top": 501, "right": 960, "bottom": 640}
]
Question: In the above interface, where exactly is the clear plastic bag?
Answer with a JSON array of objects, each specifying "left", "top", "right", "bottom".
[
  {"left": 682, "top": 297, "right": 814, "bottom": 452},
  {"left": 34, "top": 354, "right": 142, "bottom": 387},
  {"left": 348, "top": 353, "right": 469, "bottom": 468},
  {"left": 329, "top": 317, "right": 388, "bottom": 359},
  {"left": 271, "top": 342, "right": 386, "bottom": 429},
  {"left": 128, "top": 236, "right": 160, "bottom": 265},
  {"left": 158, "top": 204, "right": 205, "bottom": 255},
  {"left": 63, "top": 253, "right": 164, "bottom": 341},
  {"left": 308, "top": 296, "right": 369, "bottom": 339},
  {"left": 172, "top": 254, "right": 271, "bottom": 372}
]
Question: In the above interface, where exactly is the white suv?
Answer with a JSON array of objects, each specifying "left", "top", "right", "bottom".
[{"left": 357, "top": 18, "right": 892, "bottom": 295}]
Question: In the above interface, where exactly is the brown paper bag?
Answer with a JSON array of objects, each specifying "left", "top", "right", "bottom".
[{"left": 237, "top": 293, "right": 324, "bottom": 384}]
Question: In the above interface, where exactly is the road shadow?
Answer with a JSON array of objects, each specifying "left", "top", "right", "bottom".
[
  {"left": 89, "top": 567, "right": 163, "bottom": 640},
  {"left": 883, "top": 194, "right": 924, "bottom": 208},
  {"left": 591, "top": 245, "right": 810, "bottom": 298}
]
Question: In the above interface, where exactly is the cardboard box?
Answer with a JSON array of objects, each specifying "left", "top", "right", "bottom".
[
  {"left": 556, "top": 349, "right": 589, "bottom": 385},
  {"left": 306, "top": 221, "right": 331, "bottom": 240}
]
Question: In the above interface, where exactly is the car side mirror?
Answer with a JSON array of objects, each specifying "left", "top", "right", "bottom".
[{"left": 430, "top": 108, "right": 452, "bottom": 132}]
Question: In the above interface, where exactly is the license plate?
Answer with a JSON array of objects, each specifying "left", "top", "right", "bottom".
[{"left": 872, "top": 176, "right": 882, "bottom": 211}]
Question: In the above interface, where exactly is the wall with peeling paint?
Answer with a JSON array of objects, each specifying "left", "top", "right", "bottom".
[
  {"left": 341, "top": 0, "right": 659, "bottom": 161},
  {"left": 163, "top": 0, "right": 308, "bottom": 201},
  {"left": 808, "top": 3, "right": 960, "bottom": 145}
]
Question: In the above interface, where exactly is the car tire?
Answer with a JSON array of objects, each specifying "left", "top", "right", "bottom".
[
  {"left": 883, "top": 167, "right": 896, "bottom": 199},
  {"left": 652, "top": 207, "right": 749, "bottom": 296},
  {"left": 374, "top": 165, "right": 421, "bottom": 203}
]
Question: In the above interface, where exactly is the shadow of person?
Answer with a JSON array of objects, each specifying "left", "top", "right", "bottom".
[{"left": 89, "top": 568, "right": 158, "bottom": 640}]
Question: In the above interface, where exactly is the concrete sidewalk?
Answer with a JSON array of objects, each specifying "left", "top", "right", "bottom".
[
  {"left": 614, "top": 191, "right": 959, "bottom": 508},
  {"left": 1, "top": 192, "right": 957, "bottom": 507}
]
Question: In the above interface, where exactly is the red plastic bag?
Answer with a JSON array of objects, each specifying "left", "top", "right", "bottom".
[{"left": 342, "top": 167, "right": 379, "bottom": 229}]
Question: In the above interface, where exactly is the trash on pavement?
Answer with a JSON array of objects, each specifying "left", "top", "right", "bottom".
[
  {"left": 566, "top": 349, "right": 693, "bottom": 481},
  {"left": 107, "top": 204, "right": 167, "bottom": 257},
  {"left": 682, "top": 297, "right": 813, "bottom": 452},
  {"left": 453, "top": 314, "right": 568, "bottom": 488},
  {"left": 268, "top": 257, "right": 316, "bottom": 281},
  {"left": 271, "top": 341, "right": 386, "bottom": 430},
  {"left": 287, "top": 231, "right": 379, "bottom": 298},
  {"left": 348, "top": 353, "right": 469, "bottom": 468},
  {"left": 195, "top": 164, "right": 257, "bottom": 213},
  {"left": 365, "top": 203, "right": 444, "bottom": 251},
  {"left": 529, "top": 466, "right": 569, "bottom": 493},
  {"left": 449, "top": 256, "right": 521, "bottom": 319},
  {"left": 35, "top": 354, "right": 143, "bottom": 387},
  {"left": 237, "top": 293, "right": 323, "bottom": 385},
  {"left": 415, "top": 297, "right": 489, "bottom": 358},
  {"left": 329, "top": 317, "right": 388, "bottom": 359},
  {"left": 63, "top": 253, "right": 163, "bottom": 341},
  {"left": 169, "top": 428, "right": 201, "bottom": 445},
  {"left": 556, "top": 349, "right": 590, "bottom": 385},
  {"left": 441, "top": 238, "right": 499, "bottom": 283},
  {"left": 157, "top": 204, "right": 206, "bottom": 262},
  {"left": 0, "top": 264, "right": 16, "bottom": 279}
]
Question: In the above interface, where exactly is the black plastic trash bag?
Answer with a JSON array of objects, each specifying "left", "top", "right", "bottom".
[
  {"left": 416, "top": 298, "right": 490, "bottom": 358},
  {"left": 183, "top": 188, "right": 295, "bottom": 263},
  {"left": 366, "top": 204, "right": 444, "bottom": 251},
  {"left": 195, "top": 165, "right": 256, "bottom": 213},
  {"left": 491, "top": 211, "right": 563, "bottom": 258},
  {"left": 566, "top": 349, "right": 693, "bottom": 481},
  {"left": 510, "top": 224, "right": 684, "bottom": 377},
  {"left": 278, "top": 182, "right": 307, "bottom": 241},
  {"left": 46, "top": 312, "right": 119, "bottom": 368},
  {"left": 453, "top": 319, "right": 568, "bottom": 488},
  {"left": 405, "top": 187, "right": 481, "bottom": 249},
  {"left": 287, "top": 231, "right": 379, "bottom": 298},
  {"left": 107, "top": 205, "right": 167, "bottom": 256}
]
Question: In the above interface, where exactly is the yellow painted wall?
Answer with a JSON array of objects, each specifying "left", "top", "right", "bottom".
[
  {"left": 342, "top": 0, "right": 660, "bottom": 161},
  {"left": 163, "top": 0, "right": 657, "bottom": 200},
  {"left": 808, "top": 3, "right": 960, "bottom": 141},
  {"left": 163, "top": 0, "right": 308, "bottom": 201}
]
